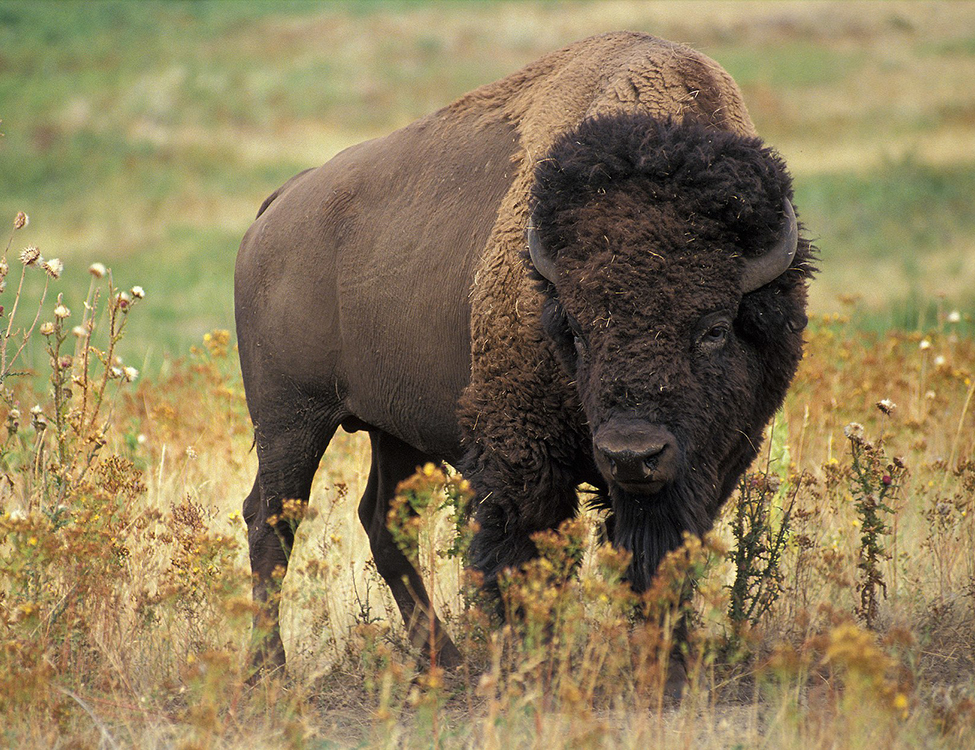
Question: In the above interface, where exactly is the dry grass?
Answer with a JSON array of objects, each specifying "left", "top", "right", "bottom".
[
  {"left": 0, "top": 279, "right": 972, "bottom": 747},
  {"left": 1, "top": 2, "right": 974, "bottom": 747}
]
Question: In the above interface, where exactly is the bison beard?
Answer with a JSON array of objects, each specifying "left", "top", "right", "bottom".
[{"left": 610, "top": 479, "right": 711, "bottom": 593}]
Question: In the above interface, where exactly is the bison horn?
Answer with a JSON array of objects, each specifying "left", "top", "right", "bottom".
[
  {"left": 741, "top": 199, "right": 798, "bottom": 294},
  {"left": 527, "top": 216, "right": 559, "bottom": 284}
]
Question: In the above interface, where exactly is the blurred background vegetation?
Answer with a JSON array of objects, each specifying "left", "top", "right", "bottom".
[{"left": 2, "top": 0, "right": 974, "bottom": 371}]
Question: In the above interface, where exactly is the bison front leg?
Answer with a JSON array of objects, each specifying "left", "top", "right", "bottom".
[{"left": 464, "top": 447, "right": 581, "bottom": 612}]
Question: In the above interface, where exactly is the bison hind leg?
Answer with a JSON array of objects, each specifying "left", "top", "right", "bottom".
[
  {"left": 358, "top": 429, "right": 462, "bottom": 669},
  {"left": 244, "top": 403, "right": 339, "bottom": 678}
]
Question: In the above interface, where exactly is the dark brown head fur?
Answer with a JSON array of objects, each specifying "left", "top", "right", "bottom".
[{"left": 528, "top": 114, "right": 813, "bottom": 589}]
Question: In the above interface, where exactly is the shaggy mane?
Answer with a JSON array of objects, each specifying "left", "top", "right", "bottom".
[{"left": 530, "top": 114, "right": 797, "bottom": 265}]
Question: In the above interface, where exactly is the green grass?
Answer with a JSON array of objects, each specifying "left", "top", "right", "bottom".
[
  {"left": 1, "top": 0, "right": 974, "bottom": 364},
  {"left": 711, "top": 42, "right": 865, "bottom": 88},
  {"left": 797, "top": 159, "right": 975, "bottom": 260}
]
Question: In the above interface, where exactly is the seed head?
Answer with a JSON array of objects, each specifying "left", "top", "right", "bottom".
[
  {"left": 947, "top": 310, "right": 961, "bottom": 324},
  {"left": 123, "top": 366, "right": 139, "bottom": 382},
  {"left": 42, "top": 258, "right": 63, "bottom": 279},
  {"left": 13, "top": 212, "right": 28, "bottom": 230},
  {"left": 54, "top": 303, "right": 70, "bottom": 319},
  {"left": 131, "top": 285, "right": 145, "bottom": 299},
  {"left": 39, "top": 322, "right": 55, "bottom": 336},
  {"left": 88, "top": 262, "right": 107, "bottom": 278},
  {"left": 876, "top": 399, "right": 896, "bottom": 416},
  {"left": 30, "top": 405, "right": 46, "bottom": 431},
  {"left": 843, "top": 422, "right": 865, "bottom": 441},
  {"left": 919, "top": 339, "right": 931, "bottom": 351},
  {"left": 116, "top": 292, "right": 131, "bottom": 312},
  {"left": 0, "top": 258, "right": 8, "bottom": 277},
  {"left": 72, "top": 325, "right": 85, "bottom": 338},
  {"left": 19, "top": 245, "right": 41, "bottom": 266}
]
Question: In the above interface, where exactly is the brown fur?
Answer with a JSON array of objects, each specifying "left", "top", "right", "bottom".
[
  {"left": 235, "top": 31, "right": 811, "bottom": 674},
  {"left": 453, "top": 32, "right": 779, "bottom": 586}
]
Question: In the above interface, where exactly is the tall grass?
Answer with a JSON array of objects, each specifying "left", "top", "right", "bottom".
[
  {"left": 0, "top": 204, "right": 973, "bottom": 746},
  {"left": 0, "top": 2, "right": 973, "bottom": 745}
]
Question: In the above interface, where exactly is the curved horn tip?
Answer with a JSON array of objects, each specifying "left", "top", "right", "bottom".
[
  {"left": 741, "top": 198, "right": 799, "bottom": 294},
  {"left": 527, "top": 217, "right": 559, "bottom": 284}
]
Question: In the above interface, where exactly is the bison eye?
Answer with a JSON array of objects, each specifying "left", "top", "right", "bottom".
[
  {"left": 702, "top": 325, "right": 728, "bottom": 346},
  {"left": 695, "top": 312, "right": 733, "bottom": 352}
]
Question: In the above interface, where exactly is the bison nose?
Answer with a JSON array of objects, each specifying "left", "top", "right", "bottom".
[{"left": 593, "top": 422, "right": 679, "bottom": 491}]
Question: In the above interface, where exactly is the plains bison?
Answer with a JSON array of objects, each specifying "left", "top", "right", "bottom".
[{"left": 235, "top": 31, "right": 813, "bottom": 671}]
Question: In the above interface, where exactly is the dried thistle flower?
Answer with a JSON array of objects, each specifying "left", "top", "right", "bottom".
[
  {"left": 116, "top": 291, "right": 131, "bottom": 312},
  {"left": 13, "top": 211, "right": 28, "bottom": 230},
  {"left": 947, "top": 310, "right": 961, "bottom": 324},
  {"left": 0, "top": 258, "right": 8, "bottom": 277},
  {"left": 876, "top": 399, "right": 896, "bottom": 416},
  {"left": 123, "top": 366, "right": 139, "bottom": 382},
  {"left": 131, "top": 285, "right": 145, "bottom": 299},
  {"left": 6, "top": 408, "right": 20, "bottom": 435},
  {"left": 88, "top": 262, "right": 107, "bottom": 278},
  {"left": 71, "top": 325, "right": 85, "bottom": 338},
  {"left": 844, "top": 422, "right": 865, "bottom": 441},
  {"left": 19, "top": 245, "right": 41, "bottom": 266},
  {"left": 54, "top": 303, "right": 70, "bottom": 319},
  {"left": 42, "top": 257, "right": 63, "bottom": 279},
  {"left": 30, "top": 405, "right": 46, "bottom": 431},
  {"left": 39, "top": 322, "right": 55, "bottom": 337}
]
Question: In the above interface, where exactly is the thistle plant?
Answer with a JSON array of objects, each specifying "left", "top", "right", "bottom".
[
  {"left": 727, "top": 470, "right": 795, "bottom": 643},
  {"left": 844, "top": 412, "right": 906, "bottom": 630},
  {"left": 1, "top": 210, "right": 145, "bottom": 510}
]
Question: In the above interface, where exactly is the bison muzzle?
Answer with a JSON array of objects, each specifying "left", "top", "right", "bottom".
[{"left": 234, "top": 31, "right": 813, "bottom": 675}]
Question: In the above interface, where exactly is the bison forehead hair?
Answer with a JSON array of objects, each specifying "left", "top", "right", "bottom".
[{"left": 530, "top": 114, "right": 794, "bottom": 264}]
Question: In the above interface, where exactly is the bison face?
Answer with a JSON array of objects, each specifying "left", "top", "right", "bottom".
[{"left": 529, "top": 115, "right": 812, "bottom": 590}]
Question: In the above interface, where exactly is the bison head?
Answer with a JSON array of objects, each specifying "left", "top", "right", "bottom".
[{"left": 528, "top": 115, "right": 813, "bottom": 591}]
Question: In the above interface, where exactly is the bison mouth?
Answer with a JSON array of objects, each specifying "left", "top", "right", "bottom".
[{"left": 589, "top": 420, "right": 714, "bottom": 593}]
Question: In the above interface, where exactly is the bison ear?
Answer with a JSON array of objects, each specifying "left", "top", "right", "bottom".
[
  {"left": 527, "top": 216, "right": 559, "bottom": 284},
  {"left": 741, "top": 199, "right": 798, "bottom": 294}
]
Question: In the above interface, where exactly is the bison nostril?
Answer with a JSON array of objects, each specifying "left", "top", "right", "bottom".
[{"left": 594, "top": 423, "right": 678, "bottom": 487}]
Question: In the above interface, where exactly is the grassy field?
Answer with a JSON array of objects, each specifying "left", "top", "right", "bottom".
[{"left": 1, "top": 1, "right": 974, "bottom": 747}]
